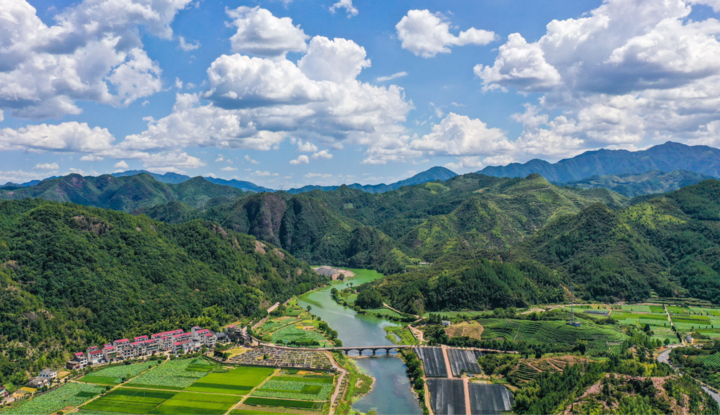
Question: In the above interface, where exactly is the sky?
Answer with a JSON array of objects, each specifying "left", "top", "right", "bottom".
[{"left": 2, "top": 0, "right": 720, "bottom": 188}]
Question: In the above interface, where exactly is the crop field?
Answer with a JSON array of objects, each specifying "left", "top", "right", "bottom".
[
  {"left": 468, "top": 384, "right": 513, "bottom": 415},
  {"left": 3, "top": 383, "right": 104, "bottom": 415},
  {"left": 384, "top": 326, "right": 419, "bottom": 345},
  {"left": 149, "top": 392, "right": 241, "bottom": 414},
  {"left": 427, "top": 379, "right": 466, "bottom": 415},
  {"left": 667, "top": 306, "right": 690, "bottom": 314},
  {"left": 649, "top": 306, "right": 666, "bottom": 313},
  {"left": 478, "top": 319, "right": 627, "bottom": 352},
  {"left": 620, "top": 305, "right": 653, "bottom": 313},
  {"left": 447, "top": 349, "right": 482, "bottom": 377},
  {"left": 270, "top": 327, "right": 330, "bottom": 347},
  {"left": 252, "top": 380, "right": 332, "bottom": 401},
  {"left": 79, "top": 375, "right": 123, "bottom": 385},
  {"left": 127, "top": 359, "right": 209, "bottom": 390},
  {"left": 184, "top": 366, "right": 274, "bottom": 395},
  {"left": 445, "top": 321, "right": 483, "bottom": 340},
  {"left": 272, "top": 375, "right": 334, "bottom": 384},
  {"left": 243, "top": 397, "right": 322, "bottom": 410},
  {"left": 81, "top": 361, "right": 158, "bottom": 385},
  {"left": 414, "top": 347, "right": 448, "bottom": 377},
  {"left": 697, "top": 353, "right": 720, "bottom": 368},
  {"left": 80, "top": 388, "right": 175, "bottom": 414}
]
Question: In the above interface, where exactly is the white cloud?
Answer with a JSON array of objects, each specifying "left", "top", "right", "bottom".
[
  {"left": 227, "top": 6, "right": 309, "bottom": 58},
  {"left": 215, "top": 155, "right": 225, "bottom": 162},
  {"left": 253, "top": 170, "right": 279, "bottom": 176},
  {"left": 312, "top": 150, "right": 333, "bottom": 159},
  {"left": 411, "top": 113, "right": 514, "bottom": 157},
  {"left": 330, "top": 0, "right": 358, "bottom": 17},
  {"left": 175, "top": 78, "right": 184, "bottom": 89},
  {"left": 473, "top": 0, "right": 720, "bottom": 160},
  {"left": 114, "top": 160, "right": 129, "bottom": 170},
  {"left": 298, "top": 36, "right": 370, "bottom": 84},
  {"left": 305, "top": 173, "right": 333, "bottom": 179},
  {"left": 0, "top": 122, "right": 115, "bottom": 153},
  {"left": 376, "top": 72, "right": 408, "bottom": 82},
  {"left": 80, "top": 154, "right": 104, "bottom": 162},
  {"left": 222, "top": 166, "right": 238, "bottom": 171},
  {"left": 0, "top": 0, "right": 190, "bottom": 119},
  {"left": 0, "top": 170, "right": 55, "bottom": 185},
  {"left": 34, "top": 163, "right": 59, "bottom": 170},
  {"left": 297, "top": 140, "right": 318, "bottom": 152},
  {"left": 396, "top": 10, "right": 496, "bottom": 58},
  {"left": 178, "top": 36, "right": 201, "bottom": 51},
  {"left": 290, "top": 155, "right": 310, "bottom": 164},
  {"left": 245, "top": 155, "right": 259, "bottom": 164}
]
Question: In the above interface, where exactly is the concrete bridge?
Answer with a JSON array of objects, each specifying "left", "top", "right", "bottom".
[{"left": 324, "top": 345, "right": 413, "bottom": 355}]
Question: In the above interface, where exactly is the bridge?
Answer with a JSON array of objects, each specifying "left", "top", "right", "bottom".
[{"left": 322, "top": 345, "right": 413, "bottom": 355}]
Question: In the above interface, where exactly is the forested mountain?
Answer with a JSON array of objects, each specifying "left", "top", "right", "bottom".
[
  {"left": 0, "top": 199, "right": 323, "bottom": 386},
  {"left": 562, "top": 170, "right": 712, "bottom": 197},
  {"left": 0, "top": 173, "right": 245, "bottom": 212},
  {"left": 138, "top": 173, "right": 625, "bottom": 271},
  {"left": 480, "top": 142, "right": 720, "bottom": 182}
]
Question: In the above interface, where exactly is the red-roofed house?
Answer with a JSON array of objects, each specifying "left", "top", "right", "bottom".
[
  {"left": 73, "top": 352, "right": 87, "bottom": 367},
  {"left": 88, "top": 350, "right": 103, "bottom": 364},
  {"left": 134, "top": 335, "right": 149, "bottom": 342},
  {"left": 172, "top": 340, "right": 192, "bottom": 355},
  {"left": 103, "top": 345, "right": 118, "bottom": 362}
]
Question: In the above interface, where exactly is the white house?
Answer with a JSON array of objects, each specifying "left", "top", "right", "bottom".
[{"left": 39, "top": 369, "right": 57, "bottom": 380}]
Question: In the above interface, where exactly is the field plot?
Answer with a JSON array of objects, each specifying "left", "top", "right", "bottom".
[
  {"left": 252, "top": 379, "right": 333, "bottom": 401},
  {"left": 80, "top": 388, "right": 175, "bottom": 414},
  {"left": 445, "top": 321, "right": 483, "bottom": 340},
  {"left": 81, "top": 361, "right": 158, "bottom": 385},
  {"left": 468, "top": 384, "right": 513, "bottom": 415},
  {"left": 271, "top": 327, "right": 330, "bottom": 347},
  {"left": 414, "top": 347, "right": 448, "bottom": 377},
  {"left": 243, "top": 397, "right": 322, "bottom": 410},
  {"left": 620, "top": 305, "right": 653, "bottom": 313},
  {"left": 3, "top": 383, "right": 104, "bottom": 415},
  {"left": 184, "top": 366, "right": 274, "bottom": 395},
  {"left": 698, "top": 354, "right": 720, "bottom": 368},
  {"left": 447, "top": 349, "right": 482, "bottom": 377},
  {"left": 149, "top": 392, "right": 241, "bottom": 415},
  {"left": 127, "top": 359, "right": 209, "bottom": 390},
  {"left": 427, "top": 379, "right": 466, "bottom": 415}
]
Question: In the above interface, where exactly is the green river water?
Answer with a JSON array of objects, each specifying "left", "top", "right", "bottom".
[{"left": 298, "top": 271, "right": 423, "bottom": 415}]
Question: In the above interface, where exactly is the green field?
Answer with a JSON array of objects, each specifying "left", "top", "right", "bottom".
[
  {"left": 270, "top": 326, "right": 329, "bottom": 346},
  {"left": 2, "top": 383, "right": 104, "bottom": 415},
  {"left": 149, "top": 392, "right": 241, "bottom": 414},
  {"left": 697, "top": 353, "right": 720, "bottom": 368},
  {"left": 649, "top": 306, "right": 665, "bottom": 313},
  {"left": 479, "top": 319, "right": 627, "bottom": 352},
  {"left": 80, "top": 388, "right": 175, "bottom": 414},
  {"left": 620, "top": 305, "right": 653, "bottom": 313},
  {"left": 252, "top": 380, "right": 333, "bottom": 401},
  {"left": 79, "top": 375, "right": 123, "bottom": 385},
  {"left": 230, "top": 411, "right": 288, "bottom": 415},
  {"left": 127, "top": 359, "right": 209, "bottom": 390},
  {"left": 184, "top": 366, "right": 274, "bottom": 395},
  {"left": 243, "top": 397, "right": 320, "bottom": 409},
  {"left": 80, "top": 361, "right": 159, "bottom": 385},
  {"left": 272, "top": 376, "right": 334, "bottom": 384},
  {"left": 384, "top": 326, "right": 419, "bottom": 345}
]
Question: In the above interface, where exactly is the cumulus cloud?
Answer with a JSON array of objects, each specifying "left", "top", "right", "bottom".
[
  {"left": 35, "top": 163, "right": 59, "bottom": 170},
  {"left": 411, "top": 113, "right": 514, "bottom": 156},
  {"left": 114, "top": 160, "right": 129, "bottom": 170},
  {"left": 0, "top": 0, "right": 191, "bottom": 119},
  {"left": 253, "top": 170, "right": 279, "bottom": 176},
  {"left": 178, "top": 36, "right": 201, "bottom": 51},
  {"left": 396, "top": 10, "right": 496, "bottom": 58},
  {"left": 330, "top": 0, "right": 358, "bottom": 17},
  {"left": 222, "top": 166, "right": 237, "bottom": 171},
  {"left": 296, "top": 140, "right": 318, "bottom": 152},
  {"left": 290, "top": 155, "right": 310, "bottom": 164},
  {"left": 227, "top": 6, "right": 309, "bottom": 58},
  {"left": 80, "top": 155, "right": 104, "bottom": 162},
  {"left": 244, "top": 155, "right": 259, "bottom": 164},
  {"left": 305, "top": 173, "right": 333, "bottom": 179},
  {"left": 312, "top": 150, "right": 333, "bottom": 159},
  {"left": 0, "top": 170, "right": 55, "bottom": 185},
  {"left": 0, "top": 122, "right": 115, "bottom": 153},
  {"left": 473, "top": 0, "right": 720, "bottom": 160}
]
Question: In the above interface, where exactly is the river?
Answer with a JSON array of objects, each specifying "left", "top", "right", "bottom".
[{"left": 298, "top": 272, "right": 423, "bottom": 415}]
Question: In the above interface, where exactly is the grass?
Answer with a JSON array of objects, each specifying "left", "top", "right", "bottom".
[
  {"left": 365, "top": 308, "right": 406, "bottom": 319},
  {"left": 243, "top": 397, "right": 320, "bottom": 409},
  {"left": 79, "top": 375, "right": 122, "bottom": 386},
  {"left": 184, "top": 366, "right": 274, "bottom": 395},
  {"left": 384, "top": 326, "right": 419, "bottom": 345},
  {"left": 80, "top": 388, "right": 175, "bottom": 414},
  {"left": 149, "top": 392, "right": 241, "bottom": 415},
  {"left": 2, "top": 383, "right": 104, "bottom": 415},
  {"left": 649, "top": 306, "right": 665, "bottom": 313},
  {"left": 270, "top": 327, "right": 330, "bottom": 347},
  {"left": 127, "top": 359, "right": 209, "bottom": 390},
  {"left": 230, "top": 411, "right": 289, "bottom": 415},
  {"left": 272, "top": 376, "right": 334, "bottom": 384}
]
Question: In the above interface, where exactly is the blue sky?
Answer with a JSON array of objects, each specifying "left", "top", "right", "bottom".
[{"left": 1, "top": 0, "right": 720, "bottom": 188}]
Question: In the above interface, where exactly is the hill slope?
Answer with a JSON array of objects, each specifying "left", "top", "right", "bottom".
[
  {"left": 562, "top": 170, "right": 713, "bottom": 197},
  {"left": 480, "top": 142, "right": 720, "bottom": 182},
  {"left": 0, "top": 173, "right": 245, "bottom": 212},
  {"left": 0, "top": 199, "right": 322, "bottom": 386}
]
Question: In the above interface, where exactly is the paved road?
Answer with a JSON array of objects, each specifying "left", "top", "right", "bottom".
[{"left": 656, "top": 346, "right": 720, "bottom": 406}]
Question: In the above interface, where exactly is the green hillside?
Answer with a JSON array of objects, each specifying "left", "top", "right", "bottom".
[
  {"left": 562, "top": 169, "right": 712, "bottom": 197},
  {"left": 0, "top": 173, "right": 245, "bottom": 212},
  {"left": 0, "top": 199, "right": 323, "bottom": 386}
]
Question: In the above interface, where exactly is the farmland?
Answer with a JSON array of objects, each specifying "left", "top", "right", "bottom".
[
  {"left": 243, "top": 397, "right": 322, "bottom": 410},
  {"left": 127, "top": 359, "right": 210, "bottom": 390},
  {"left": 2, "top": 383, "right": 104, "bottom": 415},
  {"left": 80, "top": 388, "right": 176, "bottom": 414},
  {"left": 414, "top": 347, "right": 448, "bottom": 378},
  {"left": 80, "top": 361, "right": 158, "bottom": 385},
  {"left": 427, "top": 379, "right": 466, "bottom": 415},
  {"left": 149, "top": 392, "right": 241, "bottom": 414},
  {"left": 252, "top": 380, "right": 333, "bottom": 401},
  {"left": 256, "top": 302, "right": 334, "bottom": 348},
  {"left": 184, "top": 366, "right": 274, "bottom": 395}
]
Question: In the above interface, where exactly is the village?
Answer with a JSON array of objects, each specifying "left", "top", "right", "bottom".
[{"left": 0, "top": 325, "right": 251, "bottom": 406}]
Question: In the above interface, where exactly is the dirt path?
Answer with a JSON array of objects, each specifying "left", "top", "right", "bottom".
[
  {"left": 441, "top": 345, "right": 454, "bottom": 379},
  {"left": 664, "top": 305, "right": 685, "bottom": 345},
  {"left": 462, "top": 377, "right": 471, "bottom": 415},
  {"left": 266, "top": 302, "right": 280, "bottom": 314},
  {"left": 424, "top": 381, "right": 434, "bottom": 415},
  {"left": 409, "top": 326, "right": 425, "bottom": 344},
  {"left": 383, "top": 303, "right": 418, "bottom": 319},
  {"left": 327, "top": 354, "right": 347, "bottom": 415}
]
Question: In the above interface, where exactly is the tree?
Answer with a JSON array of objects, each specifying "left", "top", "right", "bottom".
[{"left": 307, "top": 305, "right": 312, "bottom": 312}]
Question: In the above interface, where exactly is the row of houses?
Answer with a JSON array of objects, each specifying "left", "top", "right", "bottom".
[{"left": 67, "top": 326, "right": 220, "bottom": 369}]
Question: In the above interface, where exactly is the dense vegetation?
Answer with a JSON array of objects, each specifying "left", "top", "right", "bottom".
[
  {"left": 0, "top": 199, "right": 323, "bottom": 386},
  {"left": 562, "top": 169, "right": 712, "bottom": 198},
  {"left": 670, "top": 341, "right": 720, "bottom": 389}
]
